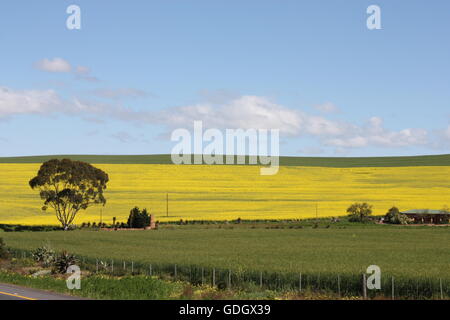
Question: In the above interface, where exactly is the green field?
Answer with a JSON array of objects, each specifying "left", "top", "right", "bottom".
[
  {"left": 2, "top": 225, "right": 449, "bottom": 278},
  {"left": 1, "top": 153, "right": 450, "bottom": 167}
]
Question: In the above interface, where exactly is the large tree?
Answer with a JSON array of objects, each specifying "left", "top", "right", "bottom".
[{"left": 29, "top": 159, "right": 109, "bottom": 230}]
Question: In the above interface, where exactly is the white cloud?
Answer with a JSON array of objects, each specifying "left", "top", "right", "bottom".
[
  {"left": 314, "top": 102, "right": 340, "bottom": 114},
  {"left": 304, "top": 116, "right": 349, "bottom": 136},
  {"left": 156, "top": 95, "right": 304, "bottom": 135},
  {"left": 366, "top": 117, "right": 428, "bottom": 147},
  {"left": 75, "top": 66, "right": 90, "bottom": 75},
  {"left": 0, "top": 87, "right": 438, "bottom": 151},
  {"left": 0, "top": 86, "right": 63, "bottom": 117},
  {"left": 323, "top": 117, "right": 428, "bottom": 149},
  {"left": 34, "top": 58, "right": 98, "bottom": 81},
  {"left": 92, "top": 88, "right": 147, "bottom": 100},
  {"left": 0, "top": 86, "right": 117, "bottom": 118},
  {"left": 325, "top": 136, "right": 368, "bottom": 148},
  {"left": 155, "top": 96, "right": 431, "bottom": 150},
  {"left": 34, "top": 58, "right": 72, "bottom": 73}
]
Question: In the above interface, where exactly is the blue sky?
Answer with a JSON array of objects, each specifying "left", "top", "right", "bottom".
[{"left": 0, "top": 0, "right": 449, "bottom": 157}]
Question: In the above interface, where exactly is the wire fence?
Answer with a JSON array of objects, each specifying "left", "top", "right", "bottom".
[{"left": 9, "top": 248, "right": 449, "bottom": 299}]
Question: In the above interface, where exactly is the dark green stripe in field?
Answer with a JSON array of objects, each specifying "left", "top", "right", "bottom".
[{"left": 0, "top": 154, "right": 449, "bottom": 167}]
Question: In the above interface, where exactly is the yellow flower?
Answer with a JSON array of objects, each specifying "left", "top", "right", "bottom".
[{"left": 1, "top": 164, "right": 449, "bottom": 224}]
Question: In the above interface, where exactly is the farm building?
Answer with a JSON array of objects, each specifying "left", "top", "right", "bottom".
[{"left": 401, "top": 209, "right": 450, "bottom": 224}]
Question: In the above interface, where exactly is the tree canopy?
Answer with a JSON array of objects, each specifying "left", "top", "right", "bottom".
[
  {"left": 29, "top": 159, "right": 109, "bottom": 230},
  {"left": 384, "top": 206, "right": 411, "bottom": 225},
  {"left": 127, "top": 207, "right": 150, "bottom": 228},
  {"left": 347, "top": 202, "right": 373, "bottom": 222}
]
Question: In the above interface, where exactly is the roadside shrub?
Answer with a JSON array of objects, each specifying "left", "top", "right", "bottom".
[
  {"left": 0, "top": 238, "right": 9, "bottom": 259},
  {"left": 53, "top": 250, "right": 78, "bottom": 274},
  {"left": 98, "top": 260, "right": 110, "bottom": 272},
  {"left": 0, "top": 224, "right": 62, "bottom": 232},
  {"left": 32, "top": 245, "right": 56, "bottom": 267}
]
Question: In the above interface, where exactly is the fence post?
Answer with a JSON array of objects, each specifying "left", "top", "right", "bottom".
[
  {"left": 362, "top": 274, "right": 367, "bottom": 300},
  {"left": 131, "top": 261, "right": 134, "bottom": 273},
  {"left": 201, "top": 268, "right": 204, "bottom": 286},
  {"left": 96, "top": 259, "right": 99, "bottom": 273},
  {"left": 174, "top": 264, "right": 177, "bottom": 279},
  {"left": 111, "top": 260, "right": 114, "bottom": 273},
  {"left": 337, "top": 275, "right": 341, "bottom": 298},
  {"left": 212, "top": 268, "right": 216, "bottom": 287},
  {"left": 317, "top": 273, "right": 320, "bottom": 289},
  {"left": 299, "top": 273, "right": 302, "bottom": 292},
  {"left": 440, "top": 279, "right": 443, "bottom": 300},
  {"left": 392, "top": 277, "right": 395, "bottom": 300},
  {"left": 149, "top": 264, "right": 152, "bottom": 276},
  {"left": 123, "top": 261, "right": 126, "bottom": 270},
  {"left": 260, "top": 271, "right": 263, "bottom": 288},
  {"left": 416, "top": 280, "right": 419, "bottom": 299},
  {"left": 228, "top": 270, "right": 231, "bottom": 289}
]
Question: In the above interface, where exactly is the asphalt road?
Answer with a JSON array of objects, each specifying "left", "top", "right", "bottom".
[{"left": 0, "top": 283, "right": 82, "bottom": 300}]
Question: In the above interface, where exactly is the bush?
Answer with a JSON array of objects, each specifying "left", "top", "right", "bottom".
[
  {"left": 32, "top": 245, "right": 56, "bottom": 267},
  {"left": 127, "top": 207, "right": 150, "bottom": 228},
  {"left": 0, "top": 238, "right": 9, "bottom": 259},
  {"left": 384, "top": 207, "right": 411, "bottom": 225},
  {"left": 53, "top": 250, "right": 78, "bottom": 274}
]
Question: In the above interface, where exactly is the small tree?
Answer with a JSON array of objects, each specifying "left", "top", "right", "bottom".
[
  {"left": 29, "top": 159, "right": 109, "bottom": 230},
  {"left": 384, "top": 206, "right": 410, "bottom": 225},
  {"left": 384, "top": 206, "right": 400, "bottom": 223},
  {"left": 347, "top": 202, "right": 373, "bottom": 222},
  {"left": 127, "top": 207, "right": 150, "bottom": 228}
]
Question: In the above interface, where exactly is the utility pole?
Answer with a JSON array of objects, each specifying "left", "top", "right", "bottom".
[{"left": 316, "top": 203, "right": 318, "bottom": 220}]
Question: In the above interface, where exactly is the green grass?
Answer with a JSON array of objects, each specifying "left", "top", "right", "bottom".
[
  {"left": 0, "top": 154, "right": 449, "bottom": 167},
  {"left": 2, "top": 225, "right": 449, "bottom": 278},
  {"left": 3, "top": 225, "right": 450, "bottom": 298},
  {"left": 0, "top": 272, "right": 181, "bottom": 300}
]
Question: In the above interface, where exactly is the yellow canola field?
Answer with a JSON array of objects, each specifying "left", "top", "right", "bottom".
[{"left": 0, "top": 163, "right": 449, "bottom": 225}]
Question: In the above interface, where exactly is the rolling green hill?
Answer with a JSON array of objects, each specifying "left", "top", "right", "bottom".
[{"left": 0, "top": 154, "right": 449, "bottom": 167}]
